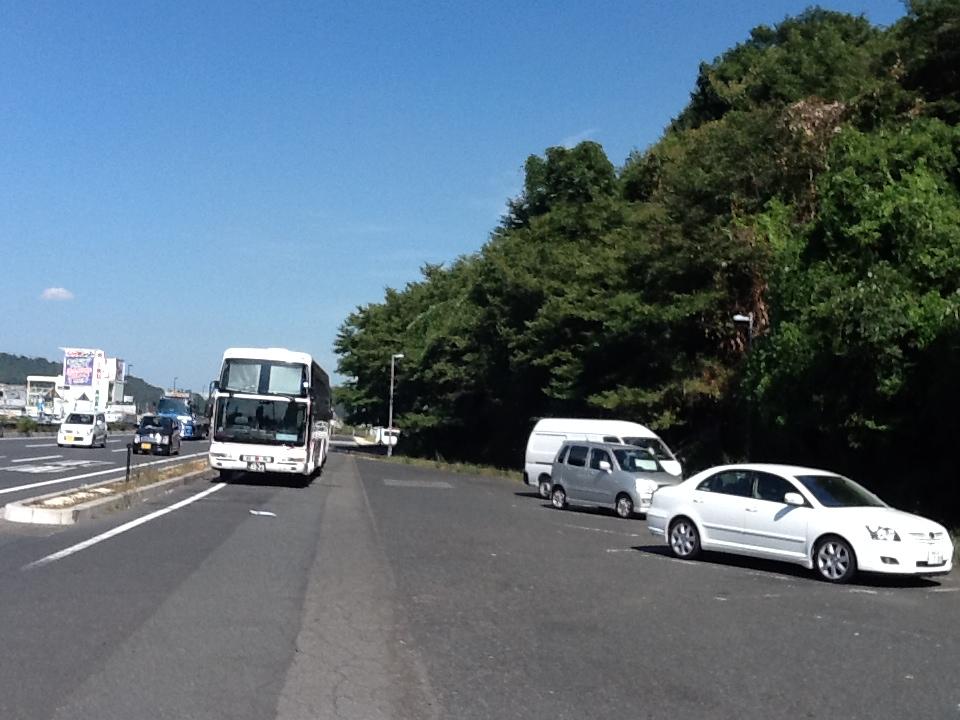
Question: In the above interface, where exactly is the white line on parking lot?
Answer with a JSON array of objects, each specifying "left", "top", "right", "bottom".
[
  {"left": 24, "top": 482, "right": 227, "bottom": 569},
  {"left": 106, "top": 439, "right": 125, "bottom": 443},
  {"left": 25, "top": 443, "right": 56, "bottom": 448},
  {"left": 111, "top": 448, "right": 128, "bottom": 453},
  {"left": 11, "top": 454, "right": 61, "bottom": 463},
  {"left": 564, "top": 523, "right": 641, "bottom": 538},
  {"left": 0, "top": 451, "right": 207, "bottom": 496}
]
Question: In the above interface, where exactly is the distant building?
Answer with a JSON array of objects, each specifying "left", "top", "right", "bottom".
[{"left": 24, "top": 348, "right": 129, "bottom": 419}]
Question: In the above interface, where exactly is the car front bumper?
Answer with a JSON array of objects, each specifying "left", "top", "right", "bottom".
[
  {"left": 856, "top": 540, "right": 954, "bottom": 576},
  {"left": 58, "top": 434, "right": 95, "bottom": 447}
]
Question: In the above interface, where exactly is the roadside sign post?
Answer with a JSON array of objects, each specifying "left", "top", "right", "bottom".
[{"left": 126, "top": 443, "right": 132, "bottom": 484}]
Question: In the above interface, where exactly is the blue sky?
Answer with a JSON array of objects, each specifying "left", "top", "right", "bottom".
[{"left": 0, "top": 0, "right": 905, "bottom": 391}]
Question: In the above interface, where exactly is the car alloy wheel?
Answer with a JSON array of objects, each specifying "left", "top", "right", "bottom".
[
  {"left": 538, "top": 478, "right": 551, "bottom": 499},
  {"left": 551, "top": 486, "right": 567, "bottom": 510},
  {"left": 669, "top": 518, "right": 701, "bottom": 559},
  {"left": 814, "top": 536, "right": 856, "bottom": 583},
  {"left": 615, "top": 494, "right": 634, "bottom": 519}
]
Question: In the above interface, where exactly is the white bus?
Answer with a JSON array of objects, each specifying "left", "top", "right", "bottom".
[{"left": 207, "top": 348, "right": 332, "bottom": 480}]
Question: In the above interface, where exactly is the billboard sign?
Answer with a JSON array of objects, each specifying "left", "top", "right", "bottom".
[{"left": 63, "top": 348, "right": 96, "bottom": 387}]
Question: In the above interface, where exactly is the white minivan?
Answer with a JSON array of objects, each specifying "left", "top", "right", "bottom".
[{"left": 524, "top": 418, "right": 682, "bottom": 498}]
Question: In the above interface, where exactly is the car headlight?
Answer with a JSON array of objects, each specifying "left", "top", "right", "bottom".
[
  {"left": 634, "top": 478, "right": 658, "bottom": 496},
  {"left": 134, "top": 434, "right": 141, "bottom": 443},
  {"left": 866, "top": 526, "right": 901, "bottom": 541},
  {"left": 160, "top": 435, "right": 170, "bottom": 444}
]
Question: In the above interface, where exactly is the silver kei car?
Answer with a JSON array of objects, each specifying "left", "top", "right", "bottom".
[{"left": 549, "top": 441, "right": 681, "bottom": 518}]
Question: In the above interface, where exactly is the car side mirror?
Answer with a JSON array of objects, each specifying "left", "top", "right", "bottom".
[
  {"left": 598, "top": 460, "right": 612, "bottom": 472},
  {"left": 784, "top": 492, "right": 805, "bottom": 506}
]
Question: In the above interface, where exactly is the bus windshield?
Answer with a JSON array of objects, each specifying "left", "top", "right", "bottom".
[
  {"left": 214, "top": 398, "right": 307, "bottom": 446},
  {"left": 220, "top": 359, "right": 307, "bottom": 397},
  {"left": 158, "top": 398, "right": 190, "bottom": 416}
]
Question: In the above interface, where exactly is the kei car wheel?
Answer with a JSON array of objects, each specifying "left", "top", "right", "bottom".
[
  {"left": 538, "top": 477, "right": 551, "bottom": 499},
  {"left": 615, "top": 493, "right": 634, "bottom": 519},
  {"left": 551, "top": 485, "right": 567, "bottom": 510},
  {"left": 669, "top": 517, "right": 702, "bottom": 560},
  {"left": 814, "top": 535, "right": 857, "bottom": 584}
]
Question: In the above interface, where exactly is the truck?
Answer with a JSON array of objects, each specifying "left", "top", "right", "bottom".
[{"left": 157, "top": 389, "right": 210, "bottom": 440}]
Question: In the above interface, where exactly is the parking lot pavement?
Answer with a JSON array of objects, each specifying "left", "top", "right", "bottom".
[{"left": 354, "top": 456, "right": 960, "bottom": 720}]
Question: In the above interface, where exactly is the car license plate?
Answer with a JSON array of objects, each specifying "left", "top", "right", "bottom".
[
  {"left": 247, "top": 462, "right": 266, "bottom": 472},
  {"left": 65, "top": 435, "right": 74, "bottom": 442},
  {"left": 928, "top": 551, "right": 944, "bottom": 565},
  {"left": 141, "top": 443, "right": 152, "bottom": 451}
]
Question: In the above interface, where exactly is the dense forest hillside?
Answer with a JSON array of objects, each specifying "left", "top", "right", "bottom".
[{"left": 335, "top": 2, "right": 960, "bottom": 521}]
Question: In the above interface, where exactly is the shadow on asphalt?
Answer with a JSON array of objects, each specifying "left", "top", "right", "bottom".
[
  {"left": 208, "top": 471, "right": 315, "bottom": 489},
  {"left": 332, "top": 445, "right": 388, "bottom": 457},
  {"left": 513, "top": 491, "right": 542, "bottom": 499},
  {"left": 630, "top": 544, "right": 943, "bottom": 588}
]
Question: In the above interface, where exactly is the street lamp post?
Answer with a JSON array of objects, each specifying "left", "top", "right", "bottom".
[
  {"left": 387, "top": 353, "right": 404, "bottom": 457},
  {"left": 733, "top": 312, "right": 755, "bottom": 459},
  {"left": 173, "top": 377, "right": 178, "bottom": 392}
]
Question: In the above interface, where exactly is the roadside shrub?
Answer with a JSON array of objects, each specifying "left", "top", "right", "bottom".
[{"left": 16, "top": 417, "right": 38, "bottom": 435}]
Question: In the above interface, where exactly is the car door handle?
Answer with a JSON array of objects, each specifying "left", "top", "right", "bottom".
[
  {"left": 693, "top": 498, "right": 703, "bottom": 504},
  {"left": 745, "top": 507, "right": 758, "bottom": 512}
]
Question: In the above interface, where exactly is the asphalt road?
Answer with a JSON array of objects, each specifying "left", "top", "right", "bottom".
[
  {"left": 0, "top": 432, "right": 210, "bottom": 506},
  {"left": 0, "top": 451, "right": 956, "bottom": 719}
]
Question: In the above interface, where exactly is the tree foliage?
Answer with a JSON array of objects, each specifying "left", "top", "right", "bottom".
[{"left": 336, "top": 5, "right": 960, "bottom": 520}]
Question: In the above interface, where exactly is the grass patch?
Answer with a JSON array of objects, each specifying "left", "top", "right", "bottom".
[
  {"left": 361, "top": 453, "right": 520, "bottom": 481},
  {"left": 30, "top": 457, "right": 208, "bottom": 509}
]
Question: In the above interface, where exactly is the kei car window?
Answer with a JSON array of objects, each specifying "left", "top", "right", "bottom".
[
  {"left": 696, "top": 471, "right": 752, "bottom": 497},
  {"left": 566, "top": 445, "right": 588, "bottom": 467},
  {"left": 555, "top": 446, "right": 569, "bottom": 463},
  {"left": 752, "top": 472, "right": 797, "bottom": 503},
  {"left": 589, "top": 449, "right": 611, "bottom": 470}
]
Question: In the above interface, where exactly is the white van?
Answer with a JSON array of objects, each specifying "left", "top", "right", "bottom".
[{"left": 524, "top": 418, "right": 682, "bottom": 498}]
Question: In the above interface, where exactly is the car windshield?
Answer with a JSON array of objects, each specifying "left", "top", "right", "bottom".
[
  {"left": 214, "top": 397, "right": 307, "bottom": 446},
  {"left": 139, "top": 416, "right": 172, "bottom": 430},
  {"left": 622, "top": 437, "right": 674, "bottom": 461},
  {"left": 795, "top": 474, "right": 886, "bottom": 508},
  {"left": 613, "top": 448, "right": 662, "bottom": 473},
  {"left": 65, "top": 413, "right": 94, "bottom": 424}
]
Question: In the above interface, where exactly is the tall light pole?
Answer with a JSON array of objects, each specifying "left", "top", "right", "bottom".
[
  {"left": 732, "top": 312, "right": 754, "bottom": 350},
  {"left": 733, "top": 312, "right": 755, "bottom": 459},
  {"left": 173, "top": 376, "right": 178, "bottom": 392},
  {"left": 387, "top": 353, "right": 404, "bottom": 457}
]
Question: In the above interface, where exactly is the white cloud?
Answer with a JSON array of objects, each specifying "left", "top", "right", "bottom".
[{"left": 40, "top": 287, "right": 74, "bottom": 301}]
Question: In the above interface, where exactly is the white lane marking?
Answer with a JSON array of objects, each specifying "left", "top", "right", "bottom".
[
  {"left": 25, "top": 443, "right": 57, "bottom": 448},
  {"left": 848, "top": 588, "right": 878, "bottom": 595},
  {"left": 106, "top": 439, "right": 125, "bottom": 444},
  {"left": 0, "top": 451, "right": 207, "bottom": 496},
  {"left": 111, "top": 448, "right": 128, "bottom": 453},
  {"left": 930, "top": 587, "right": 958, "bottom": 593},
  {"left": 24, "top": 483, "right": 227, "bottom": 569},
  {"left": 564, "top": 523, "right": 641, "bottom": 538},
  {"left": 249, "top": 509, "right": 277, "bottom": 517},
  {"left": 11, "top": 455, "right": 62, "bottom": 463},
  {"left": 3, "top": 459, "right": 113, "bottom": 474}
]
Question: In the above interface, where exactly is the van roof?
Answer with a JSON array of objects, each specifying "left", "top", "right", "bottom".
[{"left": 532, "top": 418, "right": 658, "bottom": 438}]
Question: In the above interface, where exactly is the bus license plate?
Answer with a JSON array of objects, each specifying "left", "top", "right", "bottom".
[{"left": 247, "top": 462, "right": 266, "bottom": 472}]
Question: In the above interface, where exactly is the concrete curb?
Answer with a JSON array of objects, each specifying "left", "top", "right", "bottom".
[{"left": 3, "top": 465, "right": 214, "bottom": 526}]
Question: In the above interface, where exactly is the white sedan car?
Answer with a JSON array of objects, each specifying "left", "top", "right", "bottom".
[{"left": 647, "top": 464, "right": 953, "bottom": 583}]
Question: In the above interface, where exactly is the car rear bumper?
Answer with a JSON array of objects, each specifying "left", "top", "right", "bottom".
[{"left": 58, "top": 435, "right": 94, "bottom": 446}]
